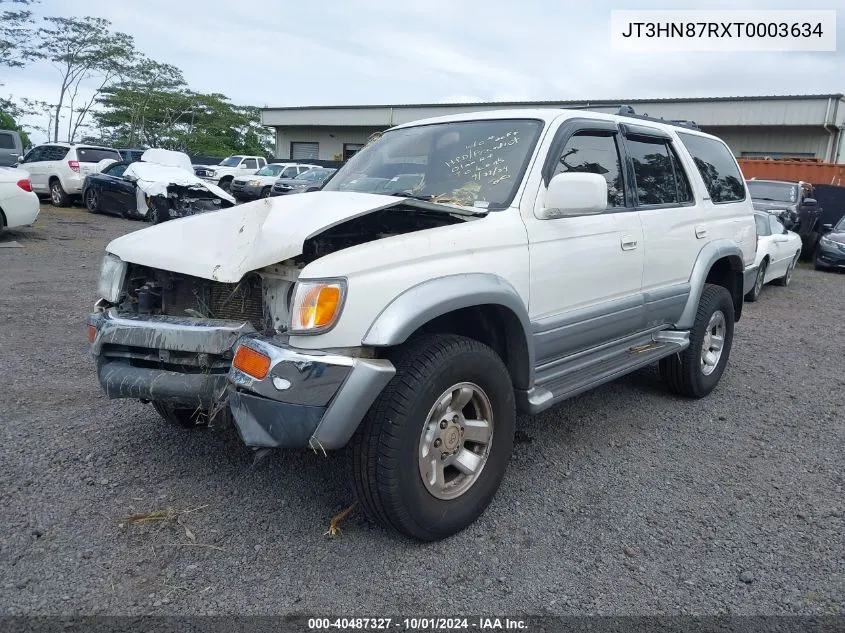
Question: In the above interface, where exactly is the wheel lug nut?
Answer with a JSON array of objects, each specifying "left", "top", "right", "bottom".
[
  {"left": 452, "top": 415, "right": 459, "bottom": 424},
  {"left": 440, "top": 420, "right": 448, "bottom": 429},
  {"left": 441, "top": 453, "right": 448, "bottom": 461},
  {"left": 434, "top": 439, "right": 442, "bottom": 448}
]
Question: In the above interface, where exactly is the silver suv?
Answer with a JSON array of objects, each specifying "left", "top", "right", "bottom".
[{"left": 18, "top": 142, "right": 122, "bottom": 206}]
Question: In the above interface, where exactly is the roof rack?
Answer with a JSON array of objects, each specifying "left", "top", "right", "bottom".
[{"left": 615, "top": 106, "right": 701, "bottom": 131}]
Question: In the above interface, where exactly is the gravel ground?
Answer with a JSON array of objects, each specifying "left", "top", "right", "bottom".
[{"left": 1, "top": 205, "right": 843, "bottom": 616}]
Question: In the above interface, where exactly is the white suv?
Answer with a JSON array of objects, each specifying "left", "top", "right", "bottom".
[
  {"left": 88, "top": 107, "right": 759, "bottom": 541},
  {"left": 19, "top": 143, "right": 122, "bottom": 206}
]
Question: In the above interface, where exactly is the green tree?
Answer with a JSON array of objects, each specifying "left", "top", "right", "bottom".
[
  {"left": 0, "top": 0, "right": 39, "bottom": 72},
  {"left": 0, "top": 105, "right": 30, "bottom": 146},
  {"left": 36, "top": 16, "right": 136, "bottom": 142}
]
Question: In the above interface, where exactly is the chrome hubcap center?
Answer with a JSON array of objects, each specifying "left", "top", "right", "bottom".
[{"left": 441, "top": 423, "right": 462, "bottom": 452}]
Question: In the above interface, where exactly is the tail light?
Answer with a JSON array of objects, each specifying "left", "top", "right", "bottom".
[
  {"left": 68, "top": 160, "right": 80, "bottom": 173},
  {"left": 16, "top": 179, "right": 32, "bottom": 192}
]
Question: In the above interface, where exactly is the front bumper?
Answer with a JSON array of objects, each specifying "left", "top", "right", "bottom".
[
  {"left": 228, "top": 338, "right": 395, "bottom": 450},
  {"left": 815, "top": 244, "right": 845, "bottom": 269},
  {"left": 230, "top": 182, "right": 263, "bottom": 200},
  {"left": 743, "top": 263, "right": 760, "bottom": 295},
  {"left": 88, "top": 311, "right": 255, "bottom": 406}
]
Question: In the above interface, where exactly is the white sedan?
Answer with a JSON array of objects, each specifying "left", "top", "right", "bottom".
[
  {"left": 0, "top": 166, "right": 39, "bottom": 235},
  {"left": 745, "top": 211, "right": 803, "bottom": 302}
]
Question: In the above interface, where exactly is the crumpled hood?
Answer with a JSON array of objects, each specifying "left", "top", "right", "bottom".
[
  {"left": 124, "top": 161, "right": 236, "bottom": 204},
  {"left": 105, "top": 191, "right": 408, "bottom": 282}
]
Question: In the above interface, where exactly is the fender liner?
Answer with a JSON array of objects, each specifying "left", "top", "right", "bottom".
[
  {"left": 676, "top": 240, "right": 745, "bottom": 330},
  {"left": 362, "top": 273, "right": 534, "bottom": 388}
]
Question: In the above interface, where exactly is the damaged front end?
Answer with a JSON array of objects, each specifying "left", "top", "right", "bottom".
[{"left": 87, "top": 192, "right": 479, "bottom": 449}]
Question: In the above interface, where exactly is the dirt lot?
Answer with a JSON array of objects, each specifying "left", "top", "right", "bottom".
[{"left": 1, "top": 206, "right": 843, "bottom": 616}]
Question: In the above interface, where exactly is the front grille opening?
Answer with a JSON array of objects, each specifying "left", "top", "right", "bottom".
[{"left": 101, "top": 344, "right": 231, "bottom": 374}]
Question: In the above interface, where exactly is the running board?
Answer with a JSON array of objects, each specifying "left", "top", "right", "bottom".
[{"left": 518, "top": 330, "right": 690, "bottom": 415}]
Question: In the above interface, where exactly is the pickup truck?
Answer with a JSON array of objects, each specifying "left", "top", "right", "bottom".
[
  {"left": 194, "top": 155, "right": 268, "bottom": 192},
  {"left": 746, "top": 178, "right": 824, "bottom": 258},
  {"left": 88, "top": 107, "right": 758, "bottom": 541}
]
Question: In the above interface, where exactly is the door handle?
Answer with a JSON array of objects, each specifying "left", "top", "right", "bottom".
[
  {"left": 695, "top": 225, "right": 708, "bottom": 239},
  {"left": 621, "top": 235, "right": 638, "bottom": 251}
]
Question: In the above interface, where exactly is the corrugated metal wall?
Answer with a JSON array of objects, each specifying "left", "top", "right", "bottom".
[
  {"left": 708, "top": 126, "right": 832, "bottom": 160},
  {"left": 738, "top": 159, "right": 845, "bottom": 186}
]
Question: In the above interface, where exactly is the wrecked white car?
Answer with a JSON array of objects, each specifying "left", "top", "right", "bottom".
[
  {"left": 82, "top": 148, "right": 235, "bottom": 223},
  {"left": 88, "top": 109, "right": 757, "bottom": 541}
]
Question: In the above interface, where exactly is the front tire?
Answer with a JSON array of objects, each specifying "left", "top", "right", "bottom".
[
  {"left": 50, "top": 179, "right": 70, "bottom": 207},
  {"left": 218, "top": 178, "right": 232, "bottom": 193},
  {"left": 349, "top": 334, "right": 515, "bottom": 542},
  {"left": 745, "top": 259, "right": 767, "bottom": 302},
  {"left": 260, "top": 187, "right": 271, "bottom": 199},
  {"left": 660, "top": 284, "right": 735, "bottom": 399},
  {"left": 84, "top": 188, "right": 100, "bottom": 214}
]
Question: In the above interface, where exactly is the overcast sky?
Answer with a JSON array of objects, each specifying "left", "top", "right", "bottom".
[{"left": 2, "top": 0, "right": 843, "bottom": 143}]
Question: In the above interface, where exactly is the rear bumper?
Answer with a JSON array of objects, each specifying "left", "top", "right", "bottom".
[
  {"left": 228, "top": 337, "right": 395, "bottom": 450},
  {"left": 2, "top": 191, "right": 40, "bottom": 228}
]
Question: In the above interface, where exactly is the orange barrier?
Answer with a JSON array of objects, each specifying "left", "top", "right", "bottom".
[{"left": 738, "top": 159, "right": 845, "bottom": 186}]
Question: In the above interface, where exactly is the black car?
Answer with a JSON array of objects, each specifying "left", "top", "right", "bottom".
[
  {"left": 746, "top": 179, "right": 823, "bottom": 259},
  {"left": 82, "top": 162, "right": 233, "bottom": 224},
  {"left": 82, "top": 162, "right": 144, "bottom": 219},
  {"left": 269, "top": 167, "right": 336, "bottom": 196},
  {"left": 814, "top": 215, "right": 845, "bottom": 271}
]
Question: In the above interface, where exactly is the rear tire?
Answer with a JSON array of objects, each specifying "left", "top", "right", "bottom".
[
  {"left": 774, "top": 251, "right": 800, "bottom": 286},
  {"left": 349, "top": 334, "right": 515, "bottom": 542},
  {"left": 50, "top": 179, "right": 70, "bottom": 207},
  {"left": 660, "top": 284, "right": 735, "bottom": 399},
  {"left": 151, "top": 401, "right": 210, "bottom": 429},
  {"left": 744, "top": 259, "right": 767, "bottom": 302}
]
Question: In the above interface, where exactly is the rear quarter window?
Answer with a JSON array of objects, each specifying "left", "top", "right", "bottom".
[
  {"left": 677, "top": 132, "right": 746, "bottom": 203},
  {"left": 0, "top": 132, "right": 16, "bottom": 149},
  {"left": 77, "top": 147, "right": 122, "bottom": 163}
]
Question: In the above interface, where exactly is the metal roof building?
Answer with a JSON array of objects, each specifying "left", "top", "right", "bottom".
[{"left": 261, "top": 94, "right": 845, "bottom": 164}]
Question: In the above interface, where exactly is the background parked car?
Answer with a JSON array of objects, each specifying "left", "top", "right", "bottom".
[
  {"left": 82, "top": 162, "right": 141, "bottom": 219},
  {"left": 193, "top": 155, "right": 267, "bottom": 192},
  {"left": 0, "top": 129, "right": 24, "bottom": 167},
  {"left": 745, "top": 211, "right": 802, "bottom": 302},
  {"left": 746, "top": 178, "right": 823, "bottom": 259},
  {"left": 17, "top": 142, "right": 122, "bottom": 206},
  {"left": 269, "top": 167, "right": 336, "bottom": 196},
  {"left": 0, "top": 166, "right": 39, "bottom": 235},
  {"left": 82, "top": 148, "right": 234, "bottom": 224},
  {"left": 814, "top": 216, "right": 845, "bottom": 271},
  {"left": 230, "top": 163, "right": 317, "bottom": 201}
]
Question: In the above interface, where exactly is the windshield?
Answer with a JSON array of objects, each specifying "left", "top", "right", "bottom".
[
  {"left": 219, "top": 157, "right": 242, "bottom": 167},
  {"left": 836, "top": 216, "right": 845, "bottom": 231},
  {"left": 746, "top": 181, "right": 797, "bottom": 203},
  {"left": 256, "top": 165, "right": 284, "bottom": 177},
  {"left": 322, "top": 119, "right": 543, "bottom": 209}
]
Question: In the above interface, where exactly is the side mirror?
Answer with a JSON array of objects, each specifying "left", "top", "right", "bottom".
[
  {"left": 803, "top": 198, "right": 818, "bottom": 207},
  {"left": 822, "top": 223, "right": 833, "bottom": 233},
  {"left": 538, "top": 172, "right": 608, "bottom": 219}
]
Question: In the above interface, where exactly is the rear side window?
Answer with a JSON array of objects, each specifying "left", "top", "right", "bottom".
[
  {"left": 0, "top": 132, "right": 15, "bottom": 149},
  {"left": 77, "top": 147, "right": 122, "bottom": 163},
  {"left": 768, "top": 214, "right": 785, "bottom": 235},
  {"left": 754, "top": 214, "right": 771, "bottom": 236},
  {"left": 677, "top": 133, "right": 746, "bottom": 203},
  {"left": 626, "top": 138, "right": 693, "bottom": 206},
  {"left": 243, "top": 158, "right": 258, "bottom": 169},
  {"left": 42, "top": 145, "right": 69, "bottom": 161}
]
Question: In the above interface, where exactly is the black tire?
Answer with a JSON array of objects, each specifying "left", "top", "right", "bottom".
[
  {"left": 660, "top": 284, "right": 735, "bottom": 399},
  {"left": 50, "top": 179, "right": 70, "bottom": 207},
  {"left": 774, "top": 251, "right": 800, "bottom": 286},
  {"left": 218, "top": 178, "right": 232, "bottom": 193},
  {"left": 744, "top": 258, "right": 767, "bottom": 302},
  {"left": 260, "top": 187, "right": 271, "bottom": 199},
  {"left": 147, "top": 199, "right": 168, "bottom": 225},
  {"left": 151, "top": 401, "right": 209, "bottom": 429},
  {"left": 83, "top": 188, "right": 100, "bottom": 214},
  {"left": 349, "top": 334, "right": 515, "bottom": 542}
]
